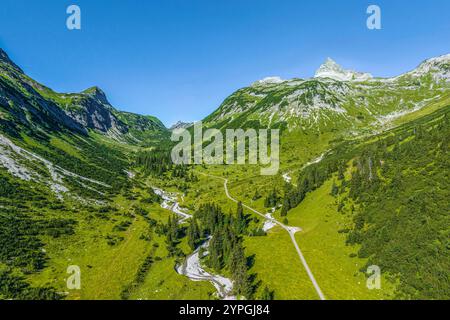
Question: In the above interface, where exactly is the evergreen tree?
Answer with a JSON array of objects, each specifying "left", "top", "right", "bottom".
[
  {"left": 230, "top": 241, "right": 252, "bottom": 298},
  {"left": 187, "top": 219, "right": 200, "bottom": 250},
  {"left": 260, "top": 286, "right": 274, "bottom": 300},
  {"left": 235, "top": 202, "right": 246, "bottom": 234},
  {"left": 331, "top": 181, "right": 339, "bottom": 196}
]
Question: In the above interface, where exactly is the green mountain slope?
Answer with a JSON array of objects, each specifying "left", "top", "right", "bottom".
[
  {"left": 0, "top": 48, "right": 168, "bottom": 144},
  {"left": 0, "top": 48, "right": 448, "bottom": 300},
  {"left": 203, "top": 55, "right": 450, "bottom": 139},
  {"left": 277, "top": 106, "right": 449, "bottom": 299},
  {"left": 0, "top": 49, "right": 171, "bottom": 299}
]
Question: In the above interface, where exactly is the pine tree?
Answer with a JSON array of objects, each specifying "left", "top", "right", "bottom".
[
  {"left": 165, "top": 214, "right": 179, "bottom": 256},
  {"left": 187, "top": 219, "right": 200, "bottom": 250},
  {"left": 235, "top": 202, "right": 246, "bottom": 234},
  {"left": 331, "top": 181, "right": 339, "bottom": 196},
  {"left": 209, "top": 233, "right": 223, "bottom": 271},
  {"left": 281, "top": 197, "right": 289, "bottom": 216},
  {"left": 260, "top": 286, "right": 274, "bottom": 300},
  {"left": 230, "top": 241, "right": 252, "bottom": 298},
  {"left": 252, "top": 189, "right": 261, "bottom": 201}
]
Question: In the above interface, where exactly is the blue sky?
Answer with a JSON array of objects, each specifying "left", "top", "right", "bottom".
[{"left": 0, "top": 0, "right": 449, "bottom": 126}]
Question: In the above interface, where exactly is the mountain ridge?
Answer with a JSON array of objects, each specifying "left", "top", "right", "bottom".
[
  {"left": 0, "top": 48, "right": 167, "bottom": 142},
  {"left": 204, "top": 53, "right": 450, "bottom": 133}
]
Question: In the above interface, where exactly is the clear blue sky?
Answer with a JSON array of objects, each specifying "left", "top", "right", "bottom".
[{"left": 0, "top": 0, "right": 449, "bottom": 126}]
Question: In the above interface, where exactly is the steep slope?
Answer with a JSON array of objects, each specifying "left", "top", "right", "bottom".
[
  {"left": 0, "top": 50, "right": 87, "bottom": 136},
  {"left": 282, "top": 104, "right": 450, "bottom": 299},
  {"left": 0, "top": 49, "right": 165, "bottom": 300},
  {"left": 0, "top": 48, "right": 167, "bottom": 201},
  {"left": 0, "top": 48, "right": 168, "bottom": 143}
]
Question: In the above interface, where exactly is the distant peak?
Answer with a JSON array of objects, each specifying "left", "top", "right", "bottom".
[
  {"left": 253, "top": 76, "right": 285, "bottom": 86},
  {"left": 323, "top": 57, "right": 339, "bottom": 67},
  {"left": 315, "top": 58, "right": 372, "bottom": 82},
  {"left": 170, "top": 121, "right": 193, "bottom": 131},
  {"left": 82, "top": 86, "right": 109, "bottom": 104},
  {"left": 0, "top": 48, "right": 24, "bottom": 73},
  {"left": 401, "top": 53, "right": 450, "bottom": 81}
]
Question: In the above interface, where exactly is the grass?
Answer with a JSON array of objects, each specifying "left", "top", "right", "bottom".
[
  {"left": 26, "top": 190, "right": 216, "bottom": 300},
  {"left": 277, "top": 178, "right": 396, "bottom": 300},
  {"left": 50, "top": 136, "right": 83, "bottom": 160},
  {"left": 28, "top": 211, "right": 151, "bottom": 299},
  {"left": 129, "top": 252, "right": 214, "bottom": 300},
  {"left": 244, "top": 227, "right": 319, "bottom": 300}
]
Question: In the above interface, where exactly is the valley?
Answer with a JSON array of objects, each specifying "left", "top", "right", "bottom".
[{"left": 0, "top": 48, "right": 449, "bottom": 300}]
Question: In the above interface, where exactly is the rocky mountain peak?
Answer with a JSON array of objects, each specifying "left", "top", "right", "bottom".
[
  {"left": 170, "top": 121, "right": 193, "bottom": 131},
  {"left": 82, "top": 86, "right": 110, "bottom": 105},
  {"left": 315, "top": 58, "right": 372, "bottom": 82}
]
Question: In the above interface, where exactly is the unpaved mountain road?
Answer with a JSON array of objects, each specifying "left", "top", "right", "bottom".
[{"left": 200, "top": 172, "right": 326, "bottom": 301}]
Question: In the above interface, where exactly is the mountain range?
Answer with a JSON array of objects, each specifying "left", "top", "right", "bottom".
[
  {"left": 0, "top": 48, "right": 448, "bottom": 301},
  {"left": 0, "top": 48, "right": 167, "bottom": 144},
  {"left": 204, "top": 54, "right": 449, "bottom": 134}
]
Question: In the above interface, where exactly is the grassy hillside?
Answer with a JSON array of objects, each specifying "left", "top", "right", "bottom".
[{"left": 279, "top": 105, "right": 449, "bottom": 299}]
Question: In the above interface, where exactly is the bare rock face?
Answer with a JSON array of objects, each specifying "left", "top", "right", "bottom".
[
  {"left": 64, "top": 87, "right": 128, "bottom": 134},
  {"left": 0, "top": 49, "right": 87, "bottom": 135},
  {"left": 169, "top": 121, "right": 193, "bottom": 131},
  {"left": 315, "top": 58, "right": 373, "bottom": 82},
  {"left": 0, "top": 48, "right": 167, "bottom": 140}
]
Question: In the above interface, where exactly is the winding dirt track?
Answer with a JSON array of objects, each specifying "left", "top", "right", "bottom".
[{"left": 201, "top": 173, "right": 326, "bottom": 301}]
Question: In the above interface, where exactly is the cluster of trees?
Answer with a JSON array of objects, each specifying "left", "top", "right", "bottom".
[
  {"left": 173, "top": 165, "right": 198, "bottom": 182},
  {"left": 188, "top": 202, "right": 253, "bottom": 298},
  {"left": 0, "top": 172, "right": 40, "bottom": 203},
  {"left": 0, "top": 209, "right": 76, "bottom": 272},
  {"left": 120, "top": 252, "right": 155, "bottom": 300},
  {"left": 281, "top": 158, "right": 346, "bottom": 216},
  {"left": 140, "top": 188, "right": 162, "bottom": 204},
  {"left": 136, "top": 149, "right": 174, "bottom": 176},
  {"left": 264, "top": 189, "right": 280, "bottom": 208},
  {"left": 0, "top": 269, "right": 62, "bottom": 300},
  {"left": 339, "top": 111, "right": 450, "bottom": 299},
  {"left": 136, "top": 149, "right": 198, "bottom": 183}
]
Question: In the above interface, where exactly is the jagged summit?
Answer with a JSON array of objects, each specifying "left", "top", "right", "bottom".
[
  {"left": 170, "top": 121, "right": 193, "bottom": 131},
  {"left": 315, "top": 58, "right": 372, "bottom": 82},
  {"left": 0, "top": 48, "right": 167, "bottom": 140},
  {"left": 82, "top": 86, "right": 110, "bottom": 105}
]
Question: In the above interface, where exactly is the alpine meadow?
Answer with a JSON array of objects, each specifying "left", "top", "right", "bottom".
[{"left": 0, "top": 1, "right": 449, "bottom": 304}]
